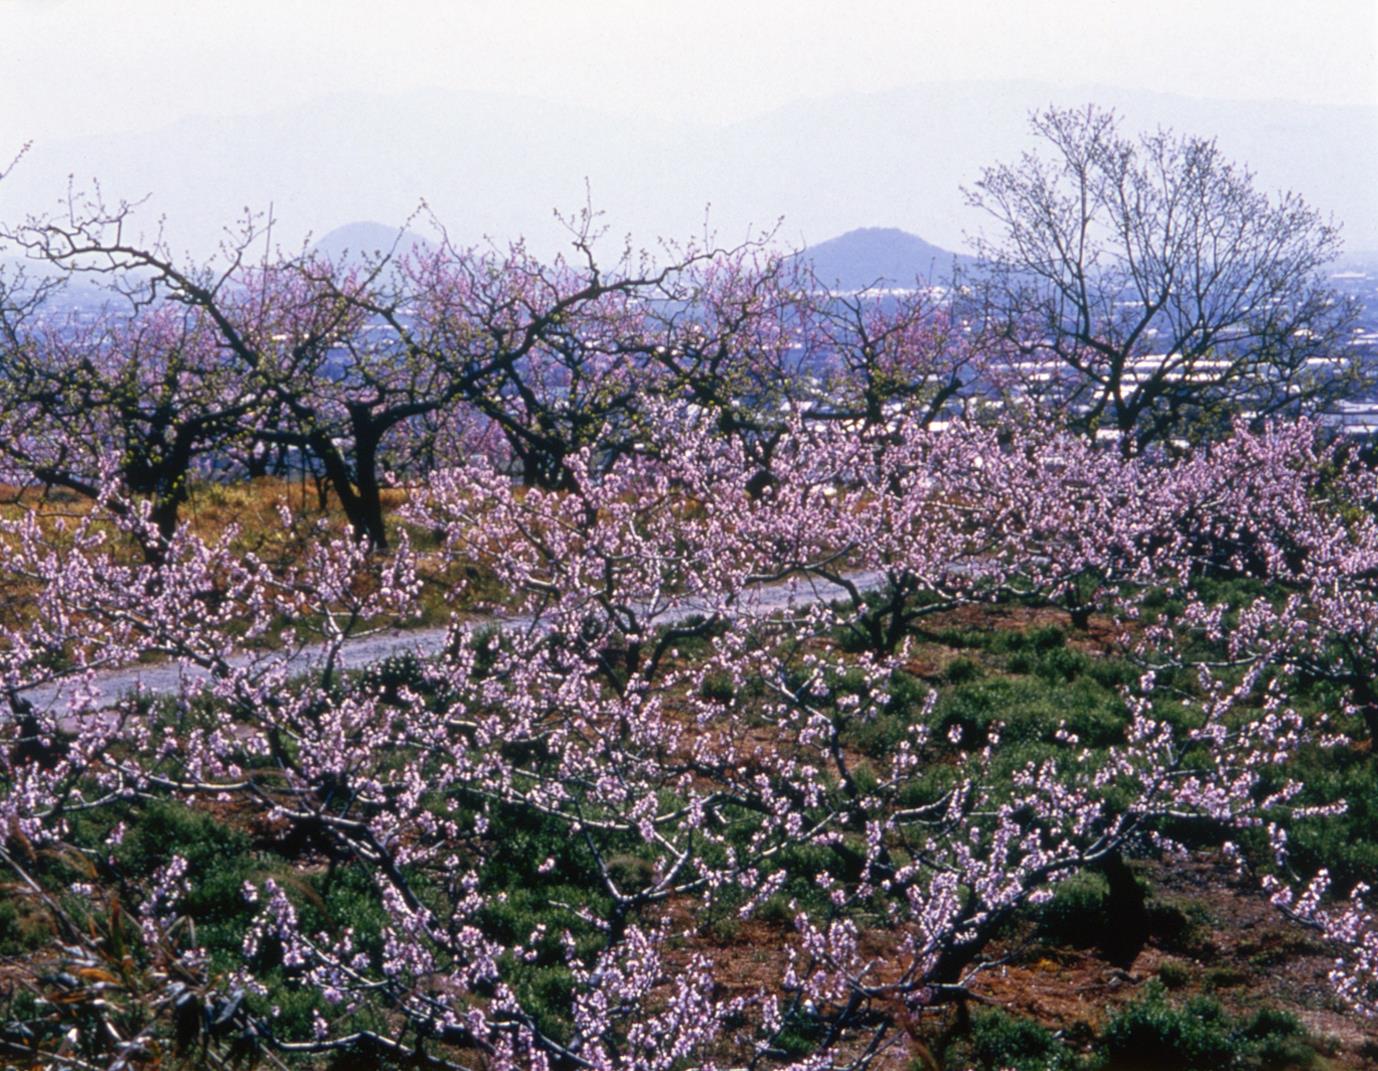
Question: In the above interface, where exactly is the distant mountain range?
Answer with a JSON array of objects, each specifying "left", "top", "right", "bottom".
[
  {"left": 309, "top": 221, "right": 434, "bottom": 263},
  {"left": 797, "top": 227, "right": 970, "bottom": 289},
  {"left": 306, "top": 221, "right": 965, "bottom": 291},
  {"left": 4, "top": 81, "right": 1374, "bottom": 261}
]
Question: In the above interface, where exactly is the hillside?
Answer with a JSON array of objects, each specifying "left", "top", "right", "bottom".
[
  {"left": 7, "top": 82, "right": 1374, "bottom": 259},
  {"left": 309, "top": 220, "right": 434, "bottom": 263},
  {"left": 799, "top": 226, "right": 970, "bottom": 289}
]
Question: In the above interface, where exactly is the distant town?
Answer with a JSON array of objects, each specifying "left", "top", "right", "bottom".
[{"left": 17, "top": 222, "right": 1378, "bottom": 440}]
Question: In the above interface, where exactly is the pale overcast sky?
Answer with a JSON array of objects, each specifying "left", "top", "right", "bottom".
[
  {"left": 1, "top": 1, "right": 1375, "bottom": 257},
  {"left": 4, "top": 0, "right": 1376, "bottom": 139}
]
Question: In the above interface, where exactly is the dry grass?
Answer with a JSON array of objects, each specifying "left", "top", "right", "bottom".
[{"left": 0, "top": 476, "right": 491, "bottom": 645}]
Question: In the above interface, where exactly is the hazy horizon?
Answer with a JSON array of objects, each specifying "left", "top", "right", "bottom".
[{"left": 2, "top": 1, "right": 1375, "bottom": 260}]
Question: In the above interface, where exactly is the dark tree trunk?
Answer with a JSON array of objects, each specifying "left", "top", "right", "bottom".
[{"left": 1096, "top": 850, "right": 1150, "bottom": 969}]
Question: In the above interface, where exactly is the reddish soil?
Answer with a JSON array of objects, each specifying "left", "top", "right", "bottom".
[
  {"left": 657, "top": 849, "right": 1378, "bottom": 1069},
  {"left": 966, "top": 852, "right": 1375, "bottom": 1066}
]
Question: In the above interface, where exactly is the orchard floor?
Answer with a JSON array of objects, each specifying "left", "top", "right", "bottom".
[
  {"left": 981, "top": 854, "right": 1371, "bottom": 1063},
  {"left": 7, "top": 593, "right": 1378, "bottom": 1069},
  {"left": 678, "top": 851, "right": 1376, "bottom": 1068}
]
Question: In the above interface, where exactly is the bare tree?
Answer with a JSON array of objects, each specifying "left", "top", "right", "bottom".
[
  {"left": 1, "top": 193, "right": 462, "bottom": 549},
  {"left": 0, "top": 302, "right": 257, "bottom": 547},
  {"left": 965, "top": 105, "right": 1364, "bottom": 452}
]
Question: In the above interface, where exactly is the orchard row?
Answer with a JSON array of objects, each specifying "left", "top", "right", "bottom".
[{"left": 3, "top": 404, "right": 1378, "bottom": 1068}]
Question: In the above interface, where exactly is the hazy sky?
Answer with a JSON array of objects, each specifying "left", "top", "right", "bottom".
[
  {"left": 4, "top": 0, "right": 1376, "bottom": 140},
  {"left": 2, "top": 1, "right": 1375, "bottom": 258}
]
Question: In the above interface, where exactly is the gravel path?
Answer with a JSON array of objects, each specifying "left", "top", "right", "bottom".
[{"left": 17, "top": 570, "right": 886, "bottom": 714}]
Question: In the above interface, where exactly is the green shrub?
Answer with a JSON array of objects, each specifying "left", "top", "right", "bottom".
[
  {"left": 991, "top": 624, "right": 1068, "bottom": 654},
  {"left": 846, "top": 672, "right": 931, "bottom": 756},
  {"left": 1240, "top": 1008, "right": 1318, "bottom": 1071},
  {"left": 0, "top": 895, "right": 49, "bottom": 955},
  {"left": 1145, "top": 897, "right": 1219, "bottom": 958},
  {"left": 952, "top": 1008, "right": 1085, "bottom": 1071},
  {"left": 357, "top": 651, "right": 427, "bottom": 695},
  {"left": 1006, "top": 649, "right": 1035, "bottom": 674},
  {"left": 945, "top": 656, "right": 982, "bottom": 684},
  {"left": 1156, "top": 958, "right": 1191, "bottom": 989},
  {"left": 1087, "top": 656, "right": 1139, "bottom": 690},
  {"left": 923, "top": 625, "right": 992, "bottom": 650},
  {"left": 1100, "top": 988, "right": 1238, "bottom": 1069},
  {"left": 934, "top": 674, "right": 1126, "bottom": 752},
  {"left": 513, "top": 965, "right": 578, "bottom": 1042},
  {"left": 1035, "top": 645, "right": 1089, "bottom": 683},
  {"left": 698, "top": 670, "right": 736, "bottom": 702},
  {"left": 1203, "top": 965, "right": 1249, "bottom": 990},
  {"left": 108, "top": 800, "right": 259, "bottom": 966},
  {"left": 1099, "top": 984, "right": 1317, "bottom": 1070},
  {"left": 1036, "top": 870, "right": 1111, "bottom": 947}
]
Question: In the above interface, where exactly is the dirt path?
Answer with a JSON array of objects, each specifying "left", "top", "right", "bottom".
[{"left": 17, "top": 570, "right": 886, "bottom": 714}]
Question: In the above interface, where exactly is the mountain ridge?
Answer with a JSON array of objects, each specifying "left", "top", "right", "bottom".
[
  {"left": 309, "top": 221, "right": 435, "bottom": 263},
  {"left": 5, "top": 81, "right": 1373, "bottom": 259},
  {"left": 798, "top": 227, "right": 970, "bottom": 289}
]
